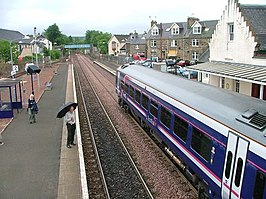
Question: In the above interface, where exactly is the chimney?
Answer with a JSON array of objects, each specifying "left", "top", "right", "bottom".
[
  {"left": 151, "top": 20, "right": 157, "bottom": 27},
  {"left": 187, "top": 17, "right": 199, "bottom": 28}
]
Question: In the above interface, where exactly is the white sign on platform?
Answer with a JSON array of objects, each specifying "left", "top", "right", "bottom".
[
  {"left": 13, "top": 65, "right": 19, "bottom": 72},
  {"left": 11, "top": 70, "right": 16, "bottom": 76}
]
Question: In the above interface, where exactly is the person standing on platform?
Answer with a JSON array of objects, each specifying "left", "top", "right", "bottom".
[
  {"left": 65, "top": 106, "right": 76, "bottom": 148},
  {"left": 28, "top": 94, "right": 38, "bottom": 124}
]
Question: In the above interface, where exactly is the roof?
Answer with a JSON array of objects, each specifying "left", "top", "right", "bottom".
[
  {"left": 185, "top": 20, "right": 218, "bottom": 38},
  {"left": 0, "top": 28, "right": 24, "bottom": 42},
  {"left": 114, "top": 35, "right": 129, "bottom": 43},
  {"left": 118, "top": 65, "right": 266, "bottom": 145},
  {"left": 0, "top": 78, "right": 22, "bottom": 87},
  {"left": 146, "top": 20, "right": 218, "bottom": 40},
  {"left": 240, "top": 4, "right": 266, "bottom": 50},
  {"left": 186, "top": 61, "right": 266, "bottom": 85},
  {"left": 130, "top": 34, "right": 146, "bottom": 45}
]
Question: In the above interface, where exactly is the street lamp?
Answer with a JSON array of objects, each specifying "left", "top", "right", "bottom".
[{"left": 10, "top": 36, "right": 25, "bottom": 76}]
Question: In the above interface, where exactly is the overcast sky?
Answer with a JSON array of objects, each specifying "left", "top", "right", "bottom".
[{"left": 0, "top": 0, "right": 265, "bottom": 36}]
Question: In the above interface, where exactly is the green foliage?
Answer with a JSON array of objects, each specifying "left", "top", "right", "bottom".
[
  {"left": 0, "top": 40, "right": 10, "bottom": 62},
  {"left": 44, "top": 23, "right": 62, "bottom": 45},
  {"left": 85, "top": 30, "right": 111, "bottom": 54},
  {"left": 0, "top": 40, "right": 20, "bottom": 63},
  {"left": 50, "top": 49, "right": 61, "bottom": 60}
]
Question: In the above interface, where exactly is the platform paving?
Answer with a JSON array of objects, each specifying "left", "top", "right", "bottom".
[
  {"left": 57, "top": 64, "right": 82, "bottom": 199},
  {"left": 0, "top": 64, "right": 68, "bottom": 198}
]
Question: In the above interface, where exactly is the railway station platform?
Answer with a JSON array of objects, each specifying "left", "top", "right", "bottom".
[{"left": 0, "top": 63, "right": 86, "bottom": 198}]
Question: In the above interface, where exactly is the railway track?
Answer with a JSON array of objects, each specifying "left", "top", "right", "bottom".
[
  {"left": 77, "top": 54, "right": 197, "bottom": 198},
  {"left": 74, "top": 56, "right": 154, "bottom": 199}
]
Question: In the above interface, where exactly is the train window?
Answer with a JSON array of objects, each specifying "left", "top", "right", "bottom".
[
  {"left": 129, "top": 85, "right": 134, "bottom": 98},
  {"left": 225, "top": 151, "right": 233, "bottom": 179},
  {"left": 191, "top": 128, "right": 211, "bottom": 161},
  {"left": 124, "top": 83, "right": 129, "bottom": 93},
  {"left": 120, "top": 80, "right": 125, "bottom": 91},
  {"left": 142, "top": 94, "right": 149, "bottom": 110},
  {"left": 135, "top": 90, "right": 141, "bottom": 104},
  {"left": 253, "top": 171, "right": 265, "bottom": 199},
  {"left": 150, "top": 100, "right": 158, "bottom": 117},
  {"left": 160, "top": 106, "right": 171, "bottom": 129},
  {"left": 234, "top": 158, "right": 243, "bottom": 187},
  {"left": 173, "top": 115, "right": 188, "bottom": 142}
]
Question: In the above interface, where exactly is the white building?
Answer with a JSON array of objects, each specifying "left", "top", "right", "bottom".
[
  {"left": 187, "top": 0, "right": 266, "bottom": 100},
  {"left": 108, "top": 34, "right": 129, "bottom": 56}
]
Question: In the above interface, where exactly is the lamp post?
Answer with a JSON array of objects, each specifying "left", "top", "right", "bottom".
[{"left": 33, "top": 27, "right": 40, "bottom": 91}]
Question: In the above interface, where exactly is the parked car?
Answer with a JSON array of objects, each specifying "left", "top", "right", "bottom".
[
  {"left": 177, "top": 60, "right": 191, "bottom": 67},
  {"left": 182, "top": 70, "right": 198, "bottom": 78}
]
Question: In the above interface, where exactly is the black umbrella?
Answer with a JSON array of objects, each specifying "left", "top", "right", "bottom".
[{"left": 56, "top": 102, "right": 78, "bottom": 118}]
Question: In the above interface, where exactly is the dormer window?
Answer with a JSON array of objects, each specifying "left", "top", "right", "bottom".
[
  {"left": 152, "top": 27, "right": 159, "bottom": 35},
  {"left": 172, "top": 27, "right": 179, "bottom": 35},
  {"left": 192, "top": 22, "right": 202, "bottom": 34},
  {"left": 193, "top": 26, "right": 201, "bottom": 34}
]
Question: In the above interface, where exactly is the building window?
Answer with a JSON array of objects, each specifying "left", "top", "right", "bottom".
[
  {"left": 191, "top": 128, "right": 211, "bottom": 161},
  {"left": 160, "top": 106, "right": 171, "bottom": 129},
  {"left": 221, "top": 77, "right": 225, "bottom": 89},
  {"left": 171, "top": 27, "right": 179, "bottom": 35},
  {"left": 229, "top": 23, "right": 234, "bottom": 41},
  {"left": 193, "top": 26, "right": 201, "bottom": 34},
  {"left": 192, "top": 52, "right": 199, "bottom": 60},
  {"left": 135, "top": 45, "right": 139, "bottom": 50},
  {"left": 152, "top": 27, "right": 159, "bottom": 35},
  {"left": 151, "top": 40, "right": 157, "bottom": 47},
  {"left": 173, "top": 115, "right": 188, "bottom": 142},
  {"left": 192, "top": 39, "right": 199, "bottom": 47},
  {"left": 171, "top": 40, "right": 177, "bottom": 47},
  {"left": 235, "top": 80, "right": 240, "bottom": 93}
]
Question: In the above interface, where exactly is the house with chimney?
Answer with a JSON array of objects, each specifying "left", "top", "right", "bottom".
[
  {"left": 187, "top": 0, "right": 266, "bottom": 100},
  {"left": 108, "top": 34, "right": 129, "bottom": 56},
  {"left": 127, "top": 32, "right": 147, "bottom": 57},
  {"left": 145, "top": 18, "right": 218, "bottom": 61}
]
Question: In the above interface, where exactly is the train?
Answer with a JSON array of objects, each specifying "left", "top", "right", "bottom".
[{"left": 115, "top": 64, "right": 266, "bottom": 199}]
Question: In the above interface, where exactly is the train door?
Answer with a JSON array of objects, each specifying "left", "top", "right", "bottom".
[{"left": 221, "top": 131, "right": 249, "bottom": 199}]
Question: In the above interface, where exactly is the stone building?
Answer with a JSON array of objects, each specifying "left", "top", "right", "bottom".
[
  {"left": 187, "top": 0, "right": 266, "bottom": 100},
  {"left": 145, "top": 18, "right": 218, "bottom": 61}
]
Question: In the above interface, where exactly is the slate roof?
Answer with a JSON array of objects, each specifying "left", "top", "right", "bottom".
[
  {"left": 185, "top": 20, "right": 218, "bottom": 38},
  {"left": 146, "top": 20, "right": 218, "bottom": 40},
  {"left": 0, "top": 28, "right": 24, "bottom": 42},
  {"left": 240, "top": 4, "right": 266, "bottom": 50},
  {"left": 130, "top": 34, "right": 146, "bottom": 45},
  {"left": 114, "top": 34, "right": 129, "bottom": 43}
]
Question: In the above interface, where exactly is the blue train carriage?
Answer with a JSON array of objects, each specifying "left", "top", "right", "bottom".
[{"left": 116, "top": 64, "right": 266, "bottom": 199}]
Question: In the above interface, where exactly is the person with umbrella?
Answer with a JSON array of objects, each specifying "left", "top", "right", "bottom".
[
  {"left": 65, "top": 106, "right": 76, "bottom": 148},
  {"left": 57, "top": 102, "right": 78, "bottom": 148}
]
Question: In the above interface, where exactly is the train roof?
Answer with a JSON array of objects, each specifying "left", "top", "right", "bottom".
[{"left": 118, "top": 65, "right": 266, "bottom": 146}]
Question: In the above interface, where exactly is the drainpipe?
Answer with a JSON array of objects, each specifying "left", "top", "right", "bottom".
[{"left": 259, "top": 85, "right": 264, "bottom": 100}]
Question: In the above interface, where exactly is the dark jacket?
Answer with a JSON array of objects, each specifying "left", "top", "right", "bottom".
[{"left": 28, "top": 99, "right": 38, "bottom": 113}]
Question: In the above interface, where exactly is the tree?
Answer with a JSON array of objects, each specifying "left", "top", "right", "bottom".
[
  {"left": 44, "top": 23, "right": 62, "bottom": 45},
  {"left": 0, "top": 40, "right": 20, "bottom": 63},
  {"left": 85, "top": 30, "right": 111, "bottom": 54},
  {"left": 0, "top": 40, "right": 10, "bottom": 62}
]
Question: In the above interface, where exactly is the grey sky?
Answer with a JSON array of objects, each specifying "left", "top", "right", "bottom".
[{"left": 0, "top": 0, "right": 265, "bottom": 36}]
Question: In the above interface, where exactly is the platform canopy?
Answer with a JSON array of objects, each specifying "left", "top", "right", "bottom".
[{"left": 186, "top": 61, "right": 266, "bottom": 86}]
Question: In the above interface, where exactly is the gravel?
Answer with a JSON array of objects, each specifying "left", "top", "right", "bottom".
[{"left": 77, "top": 55, "right": 197, "bottom": 199}]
